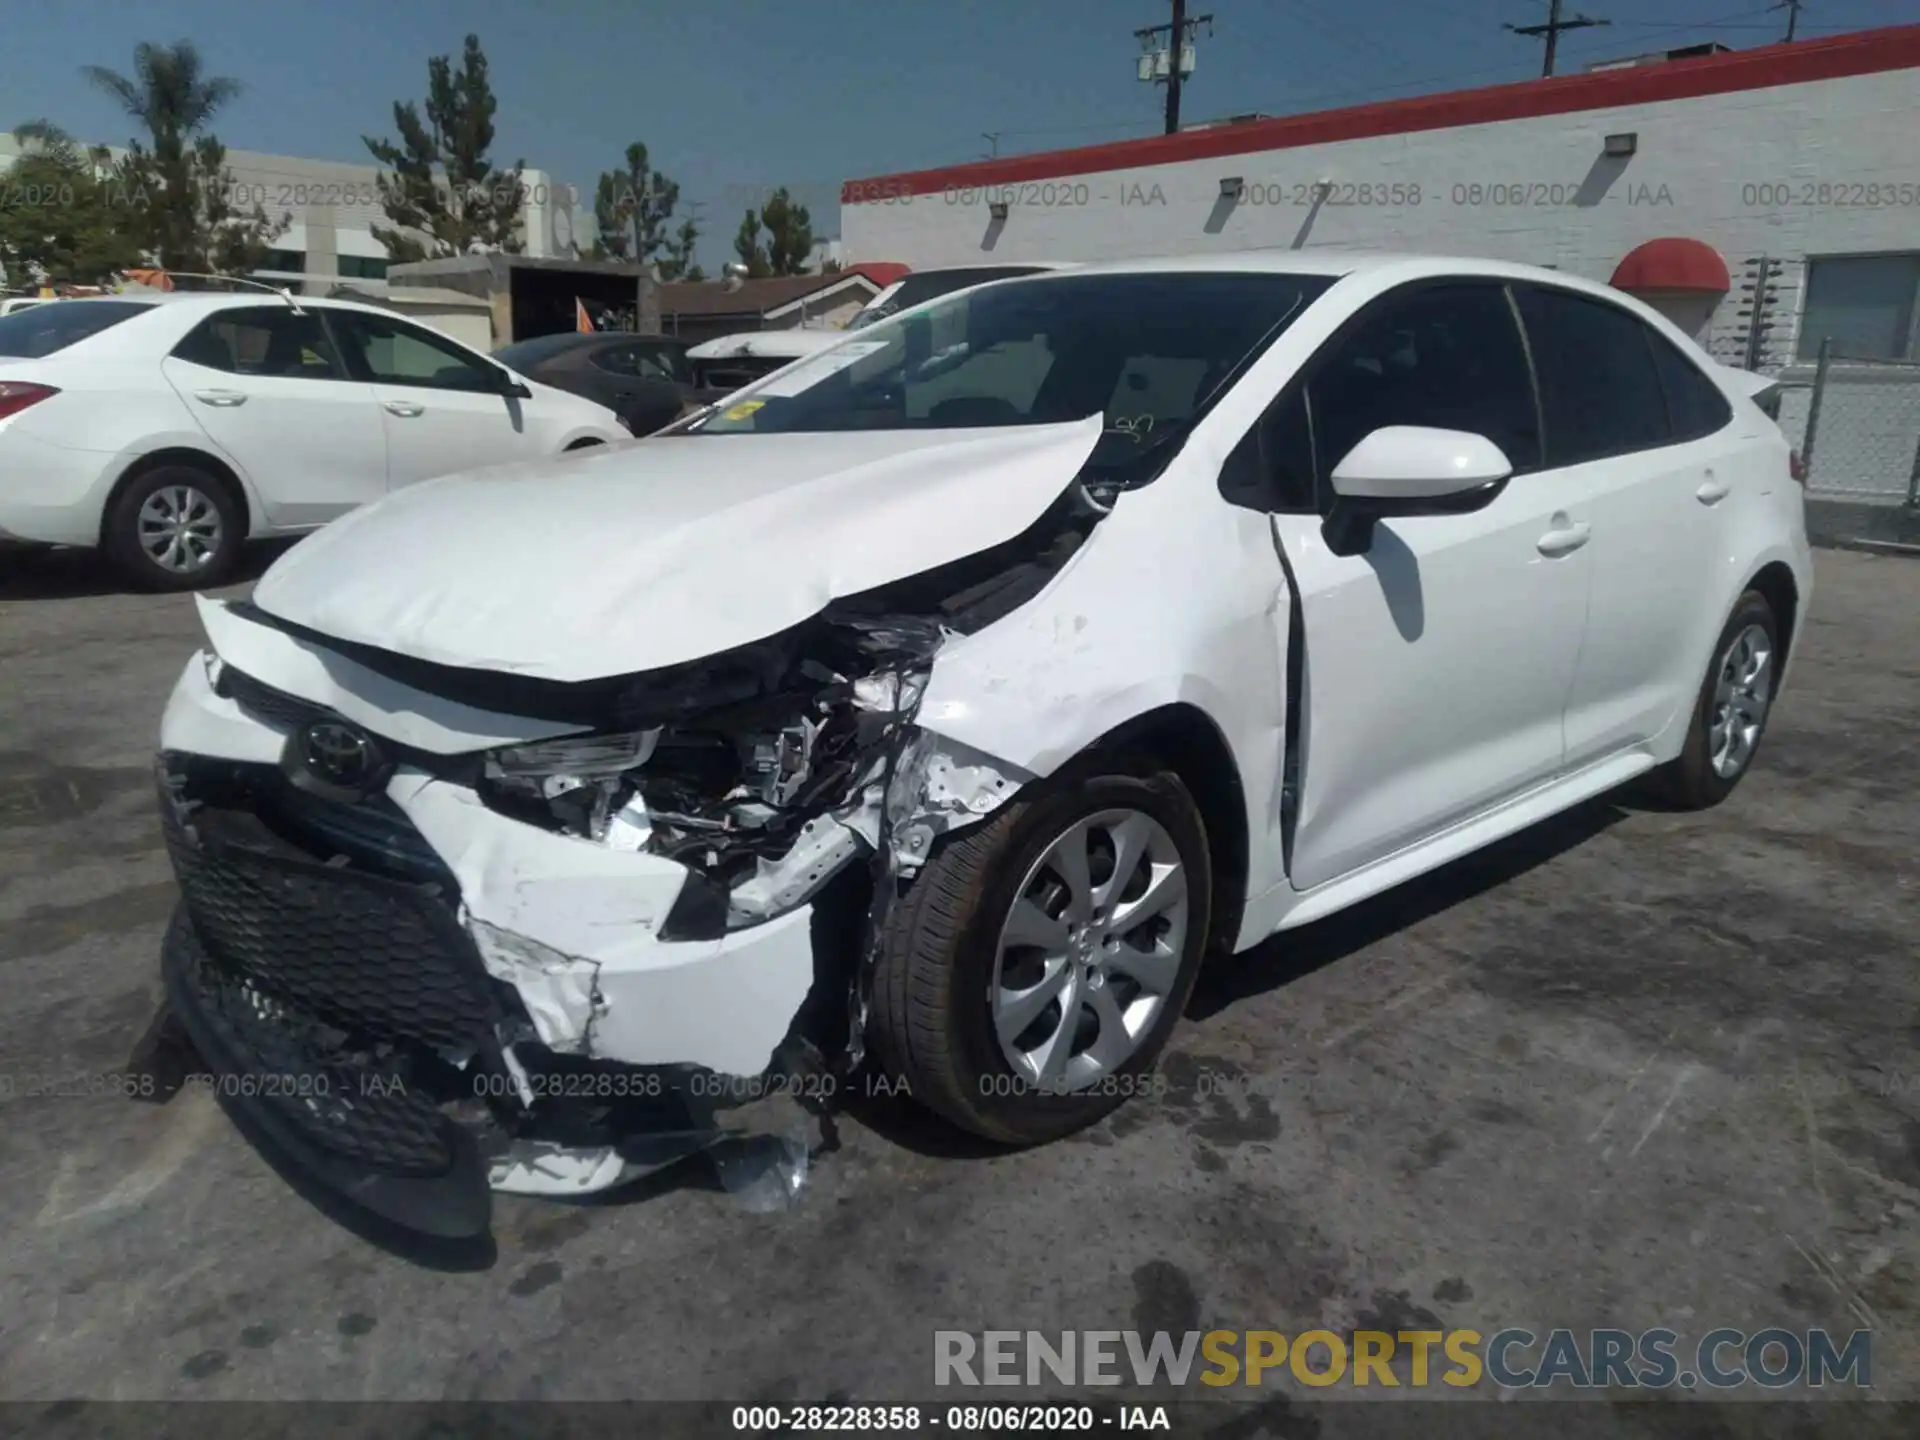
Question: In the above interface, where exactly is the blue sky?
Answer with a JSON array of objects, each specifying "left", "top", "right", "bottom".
[{"left": 2, "top": 0, "right": 1909, "bottom": 269}]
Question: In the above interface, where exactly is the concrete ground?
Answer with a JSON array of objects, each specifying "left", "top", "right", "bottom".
[{"left": 0, "top": 544, "right": 1914, "bottom": 1426}]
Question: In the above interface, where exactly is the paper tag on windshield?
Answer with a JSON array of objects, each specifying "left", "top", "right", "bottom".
[{"left": 754, "top": 340, "right": 889, "bottom": 398}]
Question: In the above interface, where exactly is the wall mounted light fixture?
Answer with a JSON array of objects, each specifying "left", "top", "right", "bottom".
[
  {"left": 1604, "top": 132, "right": 1638, "bottom": 158},
  {"left": 1219, "top": 176, "right": 1244, "bottom": 197},
  {"left": 988, "top": 200, "right": 1009, "bottom": 220}
]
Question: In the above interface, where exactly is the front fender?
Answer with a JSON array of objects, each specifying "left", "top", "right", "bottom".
[{"left": 914, "top": 477, "right": 1292, "bottom": 906}]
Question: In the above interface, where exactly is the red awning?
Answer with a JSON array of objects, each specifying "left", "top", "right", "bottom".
[
  {"left": 1611, "top": 237, "right": 1730, "bottom": 294},
  {"left": 845, "top": 261, "right": 910, "bottom": 287}
]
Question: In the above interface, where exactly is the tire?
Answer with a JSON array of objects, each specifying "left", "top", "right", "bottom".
[
  {"left": 1646, "top": 589, "right": 1780, "bottom": 810},
  {"left": 868, "top": 759, "right": 1212, "bottom": 1145},
  {"left": 102, "top": 463, "right": 243, "bottom": 591}
]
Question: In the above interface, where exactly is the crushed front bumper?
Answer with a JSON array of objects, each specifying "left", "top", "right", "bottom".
[{"left": 154, "top": 647, "right": 831, "bottom": 1234}]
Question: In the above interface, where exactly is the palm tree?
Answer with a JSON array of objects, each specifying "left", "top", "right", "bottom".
[{"left": 84, "top": 40, "right": 241, "bottom": 163}]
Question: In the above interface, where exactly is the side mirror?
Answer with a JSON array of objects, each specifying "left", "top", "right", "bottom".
[
  {"left": 1323, "top": 425, "right": 1512, "bottom": 555},
  {"left": 493, "top": 366, "right": 532, "bottom": 399}
]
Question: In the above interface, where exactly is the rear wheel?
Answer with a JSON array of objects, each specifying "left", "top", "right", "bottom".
[
  {"left": 867, "top": 762, "right": 1211, "bottom": 1145},
  {"left": 103, "top": 464, "right": 243, "bottom": 591},
  {"left": 1646, "top": 589, "right": 1780, "bottom": 810}
]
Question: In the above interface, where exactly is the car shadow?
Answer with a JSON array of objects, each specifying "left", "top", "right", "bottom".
[
  {"left": 0, "top": 539, "right": 299, "bottom": 601},
  {"left": 1187, "top": 792, "right": 1640, "bottom": 1019}
]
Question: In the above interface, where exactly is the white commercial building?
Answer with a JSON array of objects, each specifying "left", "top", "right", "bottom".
[
  {"left": 0, "top": 136, "right": 582, "bottom": 295},
  {"left": 840, "top": 24, "right": 1920, "bottom": 510},
  {"left": 842, "top": 25, "right": 1920, "bottom": 372}
]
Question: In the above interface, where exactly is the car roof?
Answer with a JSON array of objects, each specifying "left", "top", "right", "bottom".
[
  {"left": 50, "top": 290, "right": 420, "bottom": 320},
  {"left": 1055, "top": 248, "right": 1627, "bottom": 298},
  {"left": 898, "top": 260, "right": 1075, "bottom": 274}
]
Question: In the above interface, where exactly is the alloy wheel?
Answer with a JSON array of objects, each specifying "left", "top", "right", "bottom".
[
  {"left": 1709, "top": 622, "right": 1773, "bottom": 779},
  {"left": 990, "top": 808, "right": 1190, "bottom": 1092},
  {"left": 137, "top": 485, "right": 224, "bottom": 575}
]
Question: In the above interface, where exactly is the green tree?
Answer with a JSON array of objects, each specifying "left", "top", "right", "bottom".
[
  {"left": 0, "top": 123, "right": 144, "bottom": 287},
  {"left": 731, "top": 208, "right": 770, "bottom": 278},
  {"left": 660, "top": 216, "right": 703, "bottom": 281},
  {"left": 363, "top": 35, "right": 525, "bottom": 262},
  {"left": 757, "top": 187, "right": 813, "bottom": 276},
  {"left": 83, "top": 40, "right": 285, "bottom": 272},
  {"left": 590, "top": 142, "right": 680, "bottom": 264}
]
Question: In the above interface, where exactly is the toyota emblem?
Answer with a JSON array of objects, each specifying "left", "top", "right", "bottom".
[{"left": 285, "top": 718, "right": 390, "bottom": 800}]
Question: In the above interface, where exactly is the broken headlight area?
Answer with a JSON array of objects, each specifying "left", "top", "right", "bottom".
[{"left": 473, "top": 613, "right": 947, "bottom": 936}]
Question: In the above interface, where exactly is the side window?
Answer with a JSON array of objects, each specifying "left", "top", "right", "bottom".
[
  {"left": 332, "top": 312, "right": 500, "bottom": 393},
  {"left": 1221, "top": 389, "right": 1318, "bottom": 513},
  {"left": 1304, "top": 283, "right": 1542, "bottom": 494},
  {"left": 1517, "top": 287, "right": 1672, "bottom": 464},
  {"left": 591, "top": 345, "right": 675, "bottom": 380},
  {"left": 172, "top": 307, "right": 346, "bottom": 380},
  {"left": 1645, "top": 329, "right": 1733, "bottom": 442}
]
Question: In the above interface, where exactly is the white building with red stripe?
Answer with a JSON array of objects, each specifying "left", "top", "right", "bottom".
[{"left": 840, "top": 25, "right": 1920, "bottom": 376}]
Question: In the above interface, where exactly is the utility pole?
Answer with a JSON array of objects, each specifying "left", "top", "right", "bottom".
[
  {"left": 1505, "top": 0, "right": 1610, "bottom": 77},
  {"left": 1166, "top": 0, "right": 1186, "bottom": 135},
  {"left": 1134, "top": 2, "right": 1213, "bottom": 135},
  {"left": 981, "top": 132, "right": 1001, "bottom": 159},
  {"left": 1772, "top": 0, "right": 1803, "bottom": 41}
]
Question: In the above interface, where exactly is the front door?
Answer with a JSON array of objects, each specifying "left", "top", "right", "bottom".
[
  {"left": 325, "top": 310, "right": 538, "bottom": 487},
  {"left": 1267, "top": 281, "right": 1595, "bottom": 891},
  {"left": 163, "top": 304, "right": 387, "bottom": 528}
]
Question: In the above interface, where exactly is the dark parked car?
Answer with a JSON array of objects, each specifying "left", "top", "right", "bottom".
[{"left": 492, "top": 332, "right": 696, "bottom": 436}]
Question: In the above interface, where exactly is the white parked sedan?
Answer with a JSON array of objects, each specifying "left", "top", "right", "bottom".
[
  {"left": 0, "top": 292, "right": 627, "bottom": 588},
  {"left": 150, "top": 253, "right": 1809, "bottom": 1238}
]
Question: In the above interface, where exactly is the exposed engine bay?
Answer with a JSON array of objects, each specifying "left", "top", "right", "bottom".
[{"left": 464, "top": 485, "right": 1099, "bottom": 937}]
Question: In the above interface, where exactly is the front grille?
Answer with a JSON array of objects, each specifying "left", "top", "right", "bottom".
[
  {"left": 159, "top": 763, "right": 495, "bottom": 1052},
  {"left": 215, "top": 664, "right": 325, "bottom": 731},
  {"left": 167, "top": 911, "right": 455, "bottom": 1177},
  {"left": 260, "top": 785, "right": 455, "bottom": 888}
]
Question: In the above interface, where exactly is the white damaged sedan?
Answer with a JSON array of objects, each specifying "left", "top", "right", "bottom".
[{"left": 151, "top": 254, "right": 1811, "bottom": 1237}]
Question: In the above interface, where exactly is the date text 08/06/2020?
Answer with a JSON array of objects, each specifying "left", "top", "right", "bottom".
[{"left": 729, "top": 1404, "right": 1167, "bottom": 1432}]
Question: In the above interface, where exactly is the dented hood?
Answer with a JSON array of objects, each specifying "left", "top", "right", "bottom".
[{"left": 251, "top": 417, "right": 1103, "bottom": 683}]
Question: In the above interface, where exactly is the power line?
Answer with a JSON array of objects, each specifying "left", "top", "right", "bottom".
[{"left": 1505, "top": 0, "right": 1611, "bottom": 75}]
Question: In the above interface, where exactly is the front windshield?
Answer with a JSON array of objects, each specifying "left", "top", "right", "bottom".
[
  {"left": 694, "top": 270, "right": 1334, "bottom": 482},
  {"left": 844, "top": 266, "right": 1051, "bottom": 331}
]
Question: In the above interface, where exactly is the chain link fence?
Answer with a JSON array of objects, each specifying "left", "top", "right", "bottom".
[{"left": 1772, "top": 339, "right": 1920, "bottom": 507}]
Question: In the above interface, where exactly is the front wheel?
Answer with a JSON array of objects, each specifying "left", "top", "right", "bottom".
[
  {"left": 867, "top": 762, "right": 1211, "bottom": 1145},
  {"left": 1646, "top": 589, "right": 1780, "bottom": 810}
]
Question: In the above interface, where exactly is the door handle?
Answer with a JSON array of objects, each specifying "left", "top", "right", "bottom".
[
  {"left": 1536, "top": 520, "right": 1592, "bottom": 557},
  {"left": 194, "top": 389, "right": 248, "bottom": 407},
  {"left": 382, "top": 401, "right": 425, "bottom": 418},
  {"left": 1695, "top": 476, "right": 1731, "bottom": 505}
]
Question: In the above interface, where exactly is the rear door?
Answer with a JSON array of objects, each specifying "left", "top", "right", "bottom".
[
  {"left": 1512, "top": 285, "right": 1731, "bottom": 767},
  {"left": 1262, "top": 280, "right": 1594, "bottom": 891},
  {"left": 326, "top": 310, "right": 542, "bottom": 487},
  {"left": 162, "top": 305, "right": 387, "bottom": 526}
]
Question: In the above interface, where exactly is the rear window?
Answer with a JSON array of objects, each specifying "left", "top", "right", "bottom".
[{"left": 0, "top": 301, "right": 154, "bottom": 358}]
